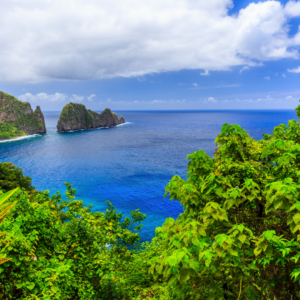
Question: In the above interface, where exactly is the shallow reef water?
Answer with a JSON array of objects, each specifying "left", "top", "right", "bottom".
[{"left": 0, "top": 110, "right": 296, "bottom": 241}]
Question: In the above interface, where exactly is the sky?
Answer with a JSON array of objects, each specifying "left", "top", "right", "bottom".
[{"left": 2, "top": 0, "right": 300, "bottom": 111}]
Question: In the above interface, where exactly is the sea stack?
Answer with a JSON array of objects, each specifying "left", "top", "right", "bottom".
[
  {"left": 0, "top": 91, "right": 46, "bottom": 140},
  {"left": 57, "top": 103, "right": 125, "bottom": 132}
]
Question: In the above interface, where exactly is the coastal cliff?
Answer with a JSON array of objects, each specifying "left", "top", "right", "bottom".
[
  {"left": 0, "top": 91, "right": 46, "bottom": 140},
  {"left": 57, "top": 103, "right": 125, "bottom": 132}
]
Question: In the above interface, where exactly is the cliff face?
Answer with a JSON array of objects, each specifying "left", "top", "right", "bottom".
[
  {"left": 57, "top": 103, "right": 125, "bottom": 132},
  {"left": 0, "top": 91, "right": 46, "bottom": 139}
]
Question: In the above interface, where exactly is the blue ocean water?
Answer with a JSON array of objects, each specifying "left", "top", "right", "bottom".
[{"left": 0, "top": 110, "right": 297, "bottom": 241}]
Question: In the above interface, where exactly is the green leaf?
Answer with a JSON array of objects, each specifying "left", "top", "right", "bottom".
[
  {"left": 166, "top": 256, "right": 177, "bottom": 267},
  {"left": 26, "top": 282, "right": 35, "bottom": 290},
  {"left": 221, "top": 123, "right": 230, "bottom": 134},
  {"left": 215, "top": 234, "right": 228, "bottom": 247},
  {"left": 275, "top": 139, "right": 285, "bottom": 150}
]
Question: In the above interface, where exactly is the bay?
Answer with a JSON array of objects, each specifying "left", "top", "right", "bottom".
[{"left": 0, "top": 110, "right": 296, "bottom": 241}]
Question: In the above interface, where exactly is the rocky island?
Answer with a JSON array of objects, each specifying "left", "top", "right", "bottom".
[
  {"left": 0, "top": 91, "right": 46, "bottom": 141},
  {"left": 57, "top": 102, "right": 125, "bottom": 132}
]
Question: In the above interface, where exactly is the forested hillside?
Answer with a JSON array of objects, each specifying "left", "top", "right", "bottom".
[
  {"left": 1, "top": 105, "right": 300, "bottom": 299},
  {"left": 0, "top": 91, "right": 46, "bottom": 140}
]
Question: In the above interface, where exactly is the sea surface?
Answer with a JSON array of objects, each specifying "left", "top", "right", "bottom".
[{"left": 0, "top": 110, "right": 297, "bottom": 241}]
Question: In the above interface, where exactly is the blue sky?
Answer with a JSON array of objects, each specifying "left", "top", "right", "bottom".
[{"left": 2, "top": 0, "right": 300, "bottom": 111}]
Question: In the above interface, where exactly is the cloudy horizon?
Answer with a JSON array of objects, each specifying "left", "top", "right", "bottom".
[{"left": 2, "top": 0, "right": 300, "bottom": 110}]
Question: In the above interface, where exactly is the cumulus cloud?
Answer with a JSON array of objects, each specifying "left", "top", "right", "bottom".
[
  {"left": 288, "top": 66, "right": 300, "bottom": 73},
  {"left": 1, "top": 0, "right": 300, "bottom": 82},
  {"left": 282, "top": 74, "right": 286, "bottom": 77},
  {"left": 18, "top": 92, "right": 93, "bottom": 103},
  {"left": 264, "top": 76, "right": 271, "bottom": 80},
  {"left": 151, "top": 99, "right": 186, "bottom": 104},
  {"left": 286, "top": 95, "right": 292, "bottom": 99},
  {"left": 207, "top": 97, "right": 217, "bottom": 103},
  {"left": 193, "top": 83, "right": 198, "bottom": 87},
  {"left": 19, "top": 93, "right": 68, "bottom": 102},
  {"left": 200, "top": 70, "right": 210, "bottom": 76},
  {"left": 285, "top": 0, "right": 300, "bottom": 17}
]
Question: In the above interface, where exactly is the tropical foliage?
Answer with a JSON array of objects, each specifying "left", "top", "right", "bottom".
[
  {"left": 149, "top": 107, "right": 300, "bottom": 299},
  {"left": 2, "top": 104, "right": 300, "bottom": 299},
  {"left": 0, "top": 123, "right": 26, "bottom": 141},
  {"left": 0, "top": 162, "right": 34, "bottom": 193},
  {"left": 0, "top": 188, "right": 17, "bottom": 265}
]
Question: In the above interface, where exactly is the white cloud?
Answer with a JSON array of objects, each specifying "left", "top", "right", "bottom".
[
  {"left": 18, "top": 92, "right": 95, "bottom": 103},
  {"left": 0, "top": 0, "right": 300, "bottom": 82},
  {"left": 19, "top": 92, "right": 68, "bottom": 102},
  {"left": 285, "top": 0, "right": 300, "bottom": 17},
  {"left": 70, "top": 94, "right": 84, "bottom": 103},
  {"left": 239, "top": 66, "right": 250, "bottom": 73},
  {"left": 200, "top": 70, "right": 210, "bottom": 76},
  {"left": 150, "top": 99, "right": 186, "bottom": 104},
  {"left": 207, "top": 97, "right": 217, "bottom": 103},
  {"left": 193, "top": 83, "right": 198, "bottom": 87},
  {"left": 288, "top": 66, "right": 300, "bottom": 73},
  {"left": 264, "top": 76, "right": 270, "bottom": 80},
  {"left": 286, "top": 95, "right": 293, "bottom": 99},
  {"left": 193, "top": 84, "right": 240, "bottom": 89},
  {"left": 87, "top": 94, "right": 96, "bottom": 101},
  {"left": 282, "top": 74, "right": 286, "bottom": 77}
]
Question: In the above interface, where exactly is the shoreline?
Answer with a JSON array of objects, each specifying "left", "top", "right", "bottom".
[
  {"left": 57, "top": 122, "right": 130, "bottom": 133},
  {"left": 0, "top": 133, "right": 44, "bottom": 143}
]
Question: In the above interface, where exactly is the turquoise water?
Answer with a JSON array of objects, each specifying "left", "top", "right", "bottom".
[{"left": 0, "top": 110, "right": 297, "bottom": 241}]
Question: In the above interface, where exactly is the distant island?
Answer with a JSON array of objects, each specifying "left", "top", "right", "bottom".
[
  {"left": 0, "top": 91, "right": 46, "bottom": 141},
  {"left": 57, "top": 102, "right": 125, "bottom": 132}
]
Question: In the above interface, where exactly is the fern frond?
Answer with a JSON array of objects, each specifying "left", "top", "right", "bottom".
[
  {"left": 0, "top": 202, "right": 17, "bottom": 224},
  {"left": 0, "top": 188, "right": 18, "bottom": 206},
  {"left": 0, "top": 188, "right": 19, "bottom": 265}
]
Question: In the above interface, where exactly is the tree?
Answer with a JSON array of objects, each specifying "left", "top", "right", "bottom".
[
  {"left": 0, "top": 162, "right": 34, "bottom": 193},
  {"left": 150, "top": 106, "right": 300, "bottom": 299},
  {"left": 0, "top": 183, "right": 148, "bottom": 299}
]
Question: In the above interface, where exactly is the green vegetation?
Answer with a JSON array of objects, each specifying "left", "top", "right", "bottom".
[
  {"left": 0, "top": 91, "right": 46, "bottom": 136},
  {"left": 0, "top": 123, "right": 26, "bottom": 140},
  {"left": 0, "top": 188, "right": 17, "bottom": 265},
  {"left": 3, "top": 105, "right": 300, "bottom": 299},
  {"left": 58, "top": 103, "right": 95, "bottom": 129},
  {"left": 0, "top": 162, "right": 34, "bottom": 193}
]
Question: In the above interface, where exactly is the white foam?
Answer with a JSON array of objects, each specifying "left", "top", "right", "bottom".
[
  {"left": 0, "top": 134, "right": 43, "bottom": 143},
  {"left": 117, "top": 122, "right": 131, "bottom": 126}
]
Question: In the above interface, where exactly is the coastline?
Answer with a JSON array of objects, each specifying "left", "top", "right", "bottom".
[
  {"left": 58, "top": 122, "right": 131, "bottom": 133},
  {"left": 0, "top": 133, "right": 43, "bottom": 143}
]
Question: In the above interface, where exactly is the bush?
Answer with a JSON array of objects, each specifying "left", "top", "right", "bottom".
[
  {"left": 0, "top": 183, "right": 150, "bottom": 299},
  {"left": 0, "top": 123, "right": 26, "bottom": 141},
  {"left": 0, "top": 162, "right": 34, "bottom": 193},
  {"left": 150, "top": 106, "right": 300, "bottom": 299},
  {"left": 3, "top": 105, "right": 300, "bottom": 299}
]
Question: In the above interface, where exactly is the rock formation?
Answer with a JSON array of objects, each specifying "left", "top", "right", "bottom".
[
  {"left": 57, "top": 103, "right": 125, "bottom": 132},
  {"left": 0, "top": 91, "right": 46, "bottom": 140}
]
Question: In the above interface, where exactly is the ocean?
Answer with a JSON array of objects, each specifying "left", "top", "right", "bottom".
[{"left": 0, "top": 110, "right": 297, "bottom": 241}]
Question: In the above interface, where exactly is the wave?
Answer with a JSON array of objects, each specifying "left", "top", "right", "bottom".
[
  {"left": 117, "top": 122, "right": 131, "bottom": 126},
  {"left": 0, "top": 134, "right": 44, "bottom": 143},
  {"left": 60, "top": 122, "right": 131, "bottom": 132}
]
